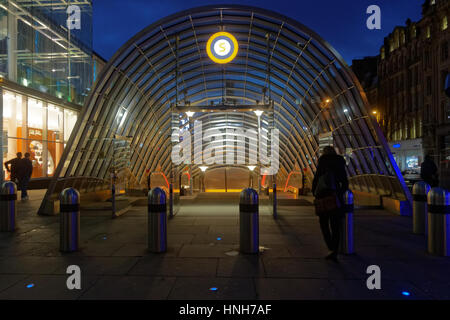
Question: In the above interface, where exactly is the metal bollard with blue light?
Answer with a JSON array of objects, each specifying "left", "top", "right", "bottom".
[
  {"left": 427, "top": 187, "right": 450, "bottom": 257},
  {"left": 0, "top": 181, "right": 17, "bottom": 232},
  {"left": 239, "top": 188, "right": 259, "bottom": 254},
  {"left": 339, "top": 190, "right": 354, "bottom": 254},
  {"left": 148, "top": 187, "right": 167, "bottom": 253},
  {"left": 60, "top": 188, "right": 80, "bottom": 252},
  {"left": 413, "top": 181, "right": 430, "bottom": 235}
]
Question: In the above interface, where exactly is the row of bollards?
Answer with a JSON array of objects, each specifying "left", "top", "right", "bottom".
[
  {"left": 3, "top": 181, "right": 445, "bottom": 257},
  {"left": 0, "top": 182, "right": 355, "bottom": 256},
  {"left": 412, "top": 182, "right": 450, "bottom": 256}
]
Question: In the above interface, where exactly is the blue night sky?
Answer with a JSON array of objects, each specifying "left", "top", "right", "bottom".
[{"left": 93, "top": 0, "right": 424, "bottom": 65}]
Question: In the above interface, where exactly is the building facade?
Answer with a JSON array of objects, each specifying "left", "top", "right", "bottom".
[
  {"left": 356, "top": 0, "right": 449, "bottom": 188},
  {"left": 0, "top": 0, "right": 104, "bottom": 182}
]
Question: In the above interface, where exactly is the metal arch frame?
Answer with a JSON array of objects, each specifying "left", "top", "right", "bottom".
[{"left": 38, "top": 4, "right": 412, "bottom": 215}]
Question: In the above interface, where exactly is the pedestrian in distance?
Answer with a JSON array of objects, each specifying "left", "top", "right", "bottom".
[
  {"left": 420, "top": 154, "right": 438, "bottom": 188},
  {"left": 4, "top": 152, "right": 22, "bottom": 184},
  {"left": 312, "top": 146, "right": 349, "bottom": 263},
  {"left": 17, "top": 152, "right": 33, "bottom": 200}
]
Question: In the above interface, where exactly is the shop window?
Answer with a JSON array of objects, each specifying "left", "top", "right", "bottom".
[
  {"left": 64, "top": 109, "right": 78, "bottom": 143},
  {"left": 2, "top": 91, "right": 24, "bottom": 181},
  {"left": 47, "top": 104, "right": 63, "bottom": 176},
  {"left": 27, "top": 98, "right": 44, "bottom": 178}
]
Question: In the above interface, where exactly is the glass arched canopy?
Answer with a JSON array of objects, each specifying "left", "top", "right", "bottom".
[{"left": 39, "top": 5, "right": 411, "bottom": 214}]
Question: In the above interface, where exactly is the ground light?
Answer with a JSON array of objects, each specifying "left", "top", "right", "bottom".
[
  {"left": 26, "top": 284, "right": 34, "bottom": 288},
  {"left": 209, "top": 287, "right": 218, "bottom": 291},
  {"left": 402, "top": 291, "right": 411, "bottom": 296},
  {"left": 217, "top": 237, "right": 222, "bottom": 241}
]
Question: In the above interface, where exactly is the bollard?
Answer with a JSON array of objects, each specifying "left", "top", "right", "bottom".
[
  {"left": 339, "top": 190, "right": 354, "bottom": 254},
  {"left": 239, "top": 188, "right": 259, "bottom": 254},
  {"left": 148, "top": 187, "right": 167, "bottom": 253},
  {"left": 0, "top": 181, "right": 17, "bottom": 232},
  {"left": 413, "top": 181, "right": 430, "bottom": 235},
  {"left": 427, "top": 188, "right": 450, "bottom": 256},
  {"left": 60, "top": 188, "right": 80, "bottom": 252}
]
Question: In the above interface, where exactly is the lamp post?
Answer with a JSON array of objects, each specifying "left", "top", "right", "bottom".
[
  {"left": 199, "top": 166, "right": 207, "bottom": 192},
  {"left": 254, "top": 110, "right": 263, "bottom": 194},
  {"left": 186, "top": 111, "right": 194, "bottom": 195},
  {"left": 247, "top": 165, "right": 256, "bottom": 188}
]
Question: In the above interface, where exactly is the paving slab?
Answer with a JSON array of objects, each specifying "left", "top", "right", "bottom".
[
  {"left": 129, "top": 257, "right": 218, "bottom": 277},
  {"left": 52, "top": 256, "right": 140, "bottom": 275},
  {"left": 263, "top": 258, "right": 356, "bottom": 279},
  {"left": 80, "top": 276, "right": 176, "bottom": 300},
  {"left": 178, "top": 244, "right": 239, "bottom": 258},
  {"left": 0, "top": 275, "right": 98, "bottom": 300},
  {"left": 168, "top": 277, "right": 256, "bottom": 300},
  {"left": 217, "top": 256, "right": 265, "bottom": 277},
  {"left": 254, "top": 278, "right": 336, "bottom": 300}
]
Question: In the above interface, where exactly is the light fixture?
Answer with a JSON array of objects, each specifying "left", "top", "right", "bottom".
[
  {"left": 372, "top": 110, "right": 378, "bottom": 115},
  {"left": 247, "top": 165, "right": 256, "bottom": 171},
  {"left": 325, "top": 98, "right": 331, "bottom": 103},
  {"left": 185, "top": 111, "right": 195, "bottom": 118},
  {"left": 199, "top": 166, "right": 208, "bottom": 172},
  {"left": 254, "top": 110, "right": 263, "bottom": 117},
  {"left": 343, "top": 109, "right": 348, "bottom": 113}
]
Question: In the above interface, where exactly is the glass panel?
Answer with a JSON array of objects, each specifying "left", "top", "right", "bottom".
[
  {"left": 2, "top": 90, "right": 24, "bottom": 181},
  {"left": 47, "top": 104, "right": 63, "bottom": 176},
  {"left": 27, "top": 97, "right": 44, "bottom": 177},
  {"left": 0, "top": 1, "right": 93, "bottom": 104},
  {"left": 64, "top": 109, "right": 77, "bottom": 142}
]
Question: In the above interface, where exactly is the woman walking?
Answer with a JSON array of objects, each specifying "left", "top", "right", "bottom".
[{"left": 312, "top": 146, "right": 349, "bottom": 262}]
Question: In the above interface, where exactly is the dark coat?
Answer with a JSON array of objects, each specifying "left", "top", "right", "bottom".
[
  {"left": 4, "top": 157, "right": 21, "bottom": 178},
  {"left": 420, "top": 158, "right": 438, "bottom": 187},
  {"left": 17, "top": 158, "right": 33, "bottom": 179},
  {"left": 312, "top": 154, "right": 349, "bottom": 201}
]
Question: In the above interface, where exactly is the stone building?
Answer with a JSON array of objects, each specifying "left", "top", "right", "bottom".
[{"left": 355, "top": 0, "right": 449, "bottom": 188}]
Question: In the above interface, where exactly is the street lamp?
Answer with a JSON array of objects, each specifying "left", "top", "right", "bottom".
[
  {"left": 185, "top": 111, "right": 195, "bottom": 118},
  {"left": 254, "top": 110, "right": 264, "bottom": 117},
  {"left": 247, "top": 165, "right": 256, "bottom": 171},
  {"left": 199, "top": 166, "right": 208, "bottom": 172}
]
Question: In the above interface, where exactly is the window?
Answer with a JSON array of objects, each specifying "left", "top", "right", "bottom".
[
  {"left": 47, "top": 104, "right": 63, "bottom": 176},
  {"left": 411, "top": 25, "right": 417, "bottom": 39},
  {"left": 381, "top": 47, "right": 385, "bottom": 60},
  {"left": 27, "top": 98, "right": 45, "bottom": 178},
  {"left": 64, "top": 109, "right": 78, "bottom": 143},
  {"left": 443, "top": 71, "right": 448, "bottom": 91},
  {"left": 442, "top": 41, "right": 449, "bottom": 61},
  {"left": 442, "top": 16, "right": 448, "bottom": 31},
  {"left": 425, "top": 50, "right": 431, "bottom": 68},
  {"left": 2, "top": 91, "right": 24, "bottom": 181},
  {"left": 427, "top": 76, "right": 432, "bottom": 96},
  {"left": 426, "top": 25, "right": 431, "bottom": 39}
]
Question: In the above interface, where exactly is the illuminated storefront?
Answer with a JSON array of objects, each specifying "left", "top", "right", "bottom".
[
  {"left": 0, "top": 1, "right": 104, "bottom": 182},
  {"left": 2, "top": 85, "right": 79, "bottom": 179}
]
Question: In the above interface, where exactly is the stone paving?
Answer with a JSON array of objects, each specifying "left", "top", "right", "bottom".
[{"left": 0, "top": 190, "right": 449, "bottom": 300}]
